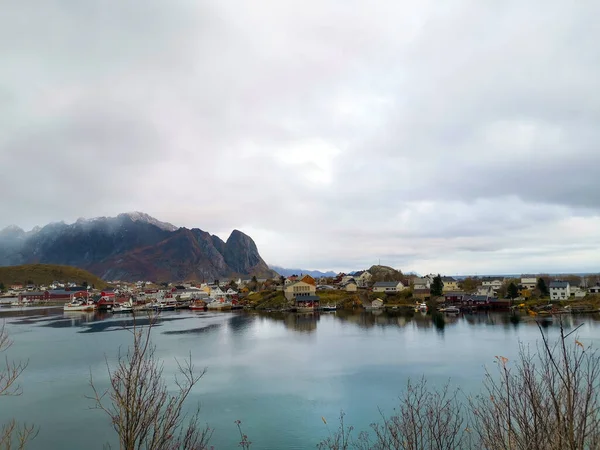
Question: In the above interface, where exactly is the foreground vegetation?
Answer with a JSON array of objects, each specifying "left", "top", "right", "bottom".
[
  {"left": 2, "top": 314, "right": 599, "bottom": 449},
  {"left": 0, "top": 264, "right": 108, "bottom": 291}
]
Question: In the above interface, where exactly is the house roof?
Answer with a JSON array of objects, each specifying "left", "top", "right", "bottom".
[
  {"left": 441, "top": 276, "right": 456, "bottom": 282},
  {"left": 49, "top": 289, "right": 87, "bottom": 296},
  {"left": 549, "top": 281, "right": 569, "bottom": 288},
  {"left": 373, "top": 281, "right": 401, "bottom": 287},
  {"left": 444, "top": 291, "right": 465, "bottom": 296},
  {"left": 464, "top": 295, "right": 489, "bottom": 302},
  {"left": 21, "top": 291, "right": 46, "bottom": 296}
]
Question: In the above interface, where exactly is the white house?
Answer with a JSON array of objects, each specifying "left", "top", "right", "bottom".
[
  {"left": 210, "top": 286, "right": 226, "bottom": 298},
  {"left": 354, "top": 271, "right": 372, "bottom": 287},
  {"left": 482, "top": 278, "right": 503, "bottom": 292},
  {"left": 589, "top": 285, "right": 600, "bottom": 294},
  {"left": 520, "top": 277, "right": 537, "bottom": 290},
  {"left": 372, "top": 281, "right": 405, "bottom": 293},
  {"left": 413, "top": 278, "right": 430, "bottom": 290},
  {"left": 549, "top": 281, "right": 570, "bottom": 301},
  {"left": 476, "top": 285, "right": 494, "bottom": 297}
]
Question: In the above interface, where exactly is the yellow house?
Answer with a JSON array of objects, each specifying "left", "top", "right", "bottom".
[
  {"left": 442, "top": 277, "right": 459, "bottom": 293},
  {"left": 284, "top": 281, "right": 316, "bottom": 300},
  {"left": 345, "top": 281, "right": 358, "bottom": 292}
]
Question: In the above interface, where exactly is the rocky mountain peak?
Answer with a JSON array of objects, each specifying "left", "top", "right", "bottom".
[
  {"left": 119, "top": 212, "right": 179, "bottom": 232},
  {"left": 0, "top": 213, "right": 274, "bottom": 282}
]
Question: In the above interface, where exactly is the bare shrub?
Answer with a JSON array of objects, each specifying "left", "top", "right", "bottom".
[
  {"left": 89, "top": 314, "right": 212, "bottom": 450},
  {"left": 0, "top": 322, "right": 37, "bottom": 449},
  {"left": 470, "top": 320, "right": 600, "bottom": 450},
  {"left": 319, "top": 318, "right": 599, "bottom": 450}
]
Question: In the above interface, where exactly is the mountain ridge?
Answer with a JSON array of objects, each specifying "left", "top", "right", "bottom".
[
  {"left": 270, "top": 265, "right": 337, "bottom": 278},
  {"left": 0, "top": 213, "right": 275, "bottom": 282}
]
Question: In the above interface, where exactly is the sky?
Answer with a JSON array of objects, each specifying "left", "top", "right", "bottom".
[{"left": 1, "top": 0, "right": 599, "bottom": 275}]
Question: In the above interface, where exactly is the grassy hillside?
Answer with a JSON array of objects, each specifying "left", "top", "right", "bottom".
[{"left": 0, "top": 264, "right": 109, "bottom": 290}]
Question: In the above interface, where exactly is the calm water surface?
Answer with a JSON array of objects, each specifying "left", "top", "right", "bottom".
[{"left": 1, "top": 307, "right": 600, "bottom": 449}]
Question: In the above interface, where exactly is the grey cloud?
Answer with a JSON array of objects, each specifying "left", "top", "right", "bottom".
[{"left": 1, "top": 0, "right": 599, "bottom": 273}]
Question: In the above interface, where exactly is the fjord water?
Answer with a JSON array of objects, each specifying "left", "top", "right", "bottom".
[{"left": 2, "top": 309, "right": 600, "bottom": 450}]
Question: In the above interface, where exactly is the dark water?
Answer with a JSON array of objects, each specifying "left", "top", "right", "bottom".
[{"left": 1, "top": 307, "right": 599, "bottom": 449}]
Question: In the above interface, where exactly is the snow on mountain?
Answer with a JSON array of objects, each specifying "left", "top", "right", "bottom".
[{"left": 120, "top": 212, "right": 179, "bottom": 232}]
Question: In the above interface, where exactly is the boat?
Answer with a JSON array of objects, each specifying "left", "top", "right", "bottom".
[
  {"left": 442, "top": 306, "right": 460, "bottom": 314},
  {"left": 10, "top": 298, "right": 33, "bottom": 307},
  {"left": 64, "top": 299, "right": 97, "bottom": 312},
  {"left": 157, "top": 299, "right": 178, "bottom": 311},
  {"left": 189, "top": 299, "right": 207, "bottom": 311},
  {"left": 207, "top": 298, "right": 232, "bottom": 311},
  {"left": 112, "top": 300, "right": 134, "bottom": 313},
  {"left": 415, "top": 302, "right": 428, "bottom": 312},
  {"left": 321, "top": 304, "right": 337, "bottom": 312}
]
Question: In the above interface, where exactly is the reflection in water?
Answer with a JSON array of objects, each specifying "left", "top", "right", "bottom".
[
  {"left": 283, "top": 312, "right": 320, "bottom": 333},
  {"left": 253, "top": 310, "right": 600, "bottom": 336},
  {"left": 4, "top": 307, "right": 599, "bottom": 337}
]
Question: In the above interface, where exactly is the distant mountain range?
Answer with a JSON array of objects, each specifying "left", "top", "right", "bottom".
[
  {"left": 269, "top": 266, "right": 337, "bottom": 278},
  {"left": 0, "top": 212, "right": 275, "bottom": 282}
]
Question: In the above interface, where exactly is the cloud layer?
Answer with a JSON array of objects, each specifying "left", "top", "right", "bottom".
[{"left": 2, "top": 0, "right": 599, "bottom": 274}]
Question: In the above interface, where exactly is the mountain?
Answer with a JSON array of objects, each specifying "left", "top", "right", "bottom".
[
  {"left": 0, "top": 213, "right": 275, "bottom": 282},
  {"left": 0, "top": 264, "right": 108, "bottom": 289},
  {"left": 270, "top": 265, "right": 337, "bottom": 278}
]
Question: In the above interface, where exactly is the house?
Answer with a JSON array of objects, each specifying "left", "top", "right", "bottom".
[
  {"left": 549, "top": 281, "right": 570, "bottom": 301},
  {"left": 372, "top": 281, "right": 404, "bottom": 293},
  {"left": 354, "top": 271, "right": 372, "bottom": 288},
  {"left": 413, "top": 288, "right": 431, "bottom": 301},
  {"left": 284, "top": 281, "right": 317, "bottom": 300},
  {"left": 210, "top": 286, "right": 226, "bottom": 298},
  {"left": 341, "top": 275, "right": 355, "bottom": 284},
  {"left": 589, "top": 285, "right": 600, "bottom": 294},
  {"left": 476, "top": 285, "right": 494, "bottom": 297},
  {"left": 295, "top": 295, "right": 320, "bottom": 310},
  {"left": 345, "top": 281, "right": 358, "bottom": 292},
  {"left": 481, "top": 277, "right": 503, "bottom": 292},
  {"left": 462, "top": 295, "right": 489, "bottom": 307},
  {"left": 520, "top": 277, "right": 537, "bottom": 290},
  {"left": 441, "top": 277, "right": 459, "bottom": 293},
  {"left": 413, "top": 278, "right": 430, "bottom": 290},
  {"left": 300, "top": 275, "right": 316, "bottom": 286},
  {"left": 444, "top": 291, "right": 465, "bottom": 303},
  {"left": 369, "top": 298, "right": 384, "bottom": 309},
  {"left": 19, "top": 291, "right": 49, "bottom": 302}
]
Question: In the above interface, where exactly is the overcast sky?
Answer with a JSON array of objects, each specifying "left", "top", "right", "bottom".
[{"left": 2, "top": 0, "right": 599, "bottom": 275}]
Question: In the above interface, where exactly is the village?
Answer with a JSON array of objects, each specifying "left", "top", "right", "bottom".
[{"left": 2, "top": 266, "right": 600, "bottom": 315}]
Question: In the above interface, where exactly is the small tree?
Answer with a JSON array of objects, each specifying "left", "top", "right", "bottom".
[
  {"left": 537, "top": 278, "right": 549, "bottom": 296},
  {"left": 89, "top": 315, "right": 212, "bottom": 450},
  {"left": 460, "top": 277, "right": 478, "bottom": 293},
  {"left": 0, "top": 282, "right": 5, "bottom": 292},
  {"left": 0, "top": 322, "right": 37, "bottom": 448},
  {"left": 507, "top": 282, "right": 519, "bottom": 300},
  {"left": 431, "top": 274, "right": 443, "bottom": 297}
]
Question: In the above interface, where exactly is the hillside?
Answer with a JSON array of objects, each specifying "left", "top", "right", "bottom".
[
  {"left": 369, "top": 265, "right": 405, "bottom": 282},
  {"left": 0, "top": 212, "right": 276, "bottom": 282},
  {"left": 0, "top": 264, "right": 109, "bottom": 289}
]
